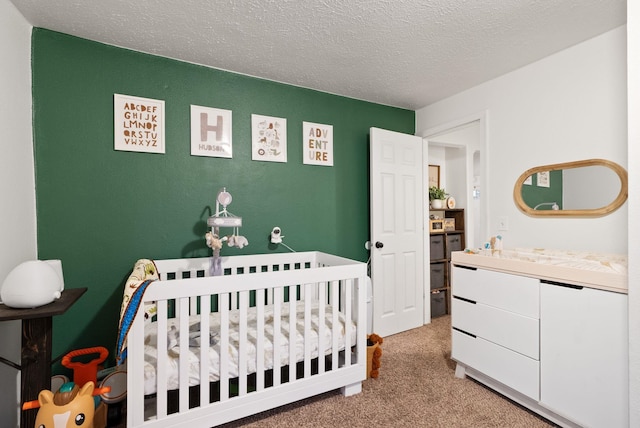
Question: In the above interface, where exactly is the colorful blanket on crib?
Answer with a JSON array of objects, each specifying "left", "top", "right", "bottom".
[{"left": 115, "top": 259, "right": 158, "bottom": 365}]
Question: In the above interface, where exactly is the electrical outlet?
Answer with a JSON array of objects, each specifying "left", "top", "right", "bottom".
[{"left": 498, "top": 216, "right": 509, "bottom": 231}]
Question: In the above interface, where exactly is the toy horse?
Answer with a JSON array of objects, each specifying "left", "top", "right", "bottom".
[{"left": 34, "top": 381, "right": 106, "bottom": 428}]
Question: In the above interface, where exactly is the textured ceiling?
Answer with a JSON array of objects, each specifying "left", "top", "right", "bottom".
[{"left": 9, "top": 0, "right": 626, "bottom": 109}]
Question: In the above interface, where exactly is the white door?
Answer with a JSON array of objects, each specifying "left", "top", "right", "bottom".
[{"left": 370, "top": 127, "right": 424, "bottom": 337}]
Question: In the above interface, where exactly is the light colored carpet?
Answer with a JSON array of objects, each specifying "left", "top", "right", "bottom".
[{"left": 221, "top": 315, "right": 554, "bottom": 427}]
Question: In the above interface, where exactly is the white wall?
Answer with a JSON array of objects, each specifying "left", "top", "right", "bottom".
[
  {"left": 627, "top": 1, "right": 639, "bottom": 425},
  {"left": 416, "top": 26, "right": 627, "bottom": 254},
  {"left": 0, "top": 0, "right": 35, "bottom": 425}
]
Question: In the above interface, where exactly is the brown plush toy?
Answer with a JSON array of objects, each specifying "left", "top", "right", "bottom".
[{"left": 367, "top": 334, "right": 384, "bottom": 379}]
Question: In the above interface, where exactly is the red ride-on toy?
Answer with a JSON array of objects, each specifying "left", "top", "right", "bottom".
[{"left": 61, "top": 346, "right": 109, "bottom": 387}]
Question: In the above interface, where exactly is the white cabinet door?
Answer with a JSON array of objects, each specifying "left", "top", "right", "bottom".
[{"left": 540, "top": 282, "right": 628, "bottom": 428}]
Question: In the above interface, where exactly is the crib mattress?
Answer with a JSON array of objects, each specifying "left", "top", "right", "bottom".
[{"left": 142, "top": 301, "right": 356, "bottom": 395}]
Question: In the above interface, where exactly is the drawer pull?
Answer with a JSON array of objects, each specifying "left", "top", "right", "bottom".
[
  {"left": 540, "top": 279, "right": 584, "bottom": 290},
  {"left": 453, "top": 295, "right": 476, "bottom": 304},
  {"left": 453, "top": 327, "right": 476, "bottom": 338},
  {"left": 453, "top": 264, "right": 477, "bottom": 271}
]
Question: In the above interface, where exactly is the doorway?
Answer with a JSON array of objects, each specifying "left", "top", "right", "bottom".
[
  {"left": 423, "top": 115, "right": 487, "bottom": 252},
  {"left": 368, "top": 115, "right": 487, "bottom": 334}
]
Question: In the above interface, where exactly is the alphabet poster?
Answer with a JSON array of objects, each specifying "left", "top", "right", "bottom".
[
  {"left": 251, "top": 114, "right": 287, "bottom": 163},
  {"left": 190, "top": 105, "right": 232, "bottom": 158},
  {"left": 303, "top": 121, "right": 333, "bottom": 166},
  {"left": 114, "top": 94, "right": 165, "bottom": 154}
]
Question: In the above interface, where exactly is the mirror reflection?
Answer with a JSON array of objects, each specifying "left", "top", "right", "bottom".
[{"left": 513, "top": 159, "right": 628, "bottom": 217}]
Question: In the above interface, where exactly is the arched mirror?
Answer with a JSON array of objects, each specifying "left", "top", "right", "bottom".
[{"left": 513, "top": 159, "right": 628, "bottom": 217}]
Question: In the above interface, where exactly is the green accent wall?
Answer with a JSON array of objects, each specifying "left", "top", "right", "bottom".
[
  {"left": 521, "top": 170, "right": 563, "bottom": 210},
  {"left": 31, "top": 29, "right": 414, "bottom": 368}
]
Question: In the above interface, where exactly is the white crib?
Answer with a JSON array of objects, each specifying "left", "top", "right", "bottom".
[{"left": 125, "top": 251, "right": 367, "bottom": 427}]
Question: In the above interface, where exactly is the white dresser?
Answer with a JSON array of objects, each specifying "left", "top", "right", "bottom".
[{"left": 451, "top": 250, "right": 628, "bottom": 428}]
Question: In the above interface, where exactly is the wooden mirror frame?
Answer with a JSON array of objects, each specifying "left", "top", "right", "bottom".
[{"left": 513, "top": 158, "right": 628, "bottom": 217}]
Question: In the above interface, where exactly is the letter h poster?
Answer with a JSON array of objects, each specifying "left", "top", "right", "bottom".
[
  {"left": 190, "top": 105, "right": 233, "bottom": 158},
  {"left": 114, "top": 94, "right": 165, "bottom": 154}
]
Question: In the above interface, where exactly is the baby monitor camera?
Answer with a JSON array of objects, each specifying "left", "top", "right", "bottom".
[{"left": 270, "top": 227, "right": 283, "bottom": 244}]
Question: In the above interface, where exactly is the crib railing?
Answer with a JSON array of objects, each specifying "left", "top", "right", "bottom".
[{"left": 127, "top": 251, "right": 366, "bottom": 427}]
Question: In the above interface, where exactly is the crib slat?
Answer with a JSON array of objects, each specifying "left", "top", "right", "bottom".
[
  {"left": 318, "top": 281, "right": 326, "bottom": 374},
  {"left": 256, "top": 289, "right": 265, "bottom": 391},
  {"left": 331, "top": 280, "right": 339, "bottom": 368},
  {"left": 238, "top": 290, "right": 248, "bottom": 396},
  {"left": 199, "top": 295, "right": 211, "bottom": 406},
  {"left": 219, "top": 293, "right": 230, "bottom": 401},
  {"left": 288, "top": 287, "right": 296, "bottom": 382},
  {"left": 303, "top": 283, "right": 312, "bottom": 378},
  {"left": 344, "top": 279, "right": 352, "bottom": 367},
  {"left": 156, "top": 299, "right": 168, "bottom": 419},
  {"left": 272, "top": 288, "right": 281, "bottom": 387},
  {"left": 178, "top": 297, "right": 190, "bottom": 412}
]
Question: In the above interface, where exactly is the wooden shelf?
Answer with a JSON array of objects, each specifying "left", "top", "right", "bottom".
[
  {"left": 0, "top": 288, "right": 86, "bottom": 428},
  {"left": 0, "top": 287, "right": 86, "bottom": 321},
  {"left": 429, "top": 209, "right": 465, "bottom": 317}
]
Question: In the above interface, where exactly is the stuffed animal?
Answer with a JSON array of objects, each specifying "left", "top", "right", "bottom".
[
  {"left": 227, "top": 234, "right": 249, "bottom": 249},
  {"left": 367, "top": 334, "right": 384, "bottom": 379},
  {"left": 205, "top": 231, "right": 223, "bottom": 250},
  {"left": 233, "top": 235, "right": 249, "bottom": 249}
]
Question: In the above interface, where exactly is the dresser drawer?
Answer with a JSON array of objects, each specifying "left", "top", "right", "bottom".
[
  {"left": 452, "top": 329, "right": 540, "bottom": 400},
  {"left": 452, "top": 297, "right": 539, "bottom": 359},
  {"left": 451, "top": 266, "right": 539, "bottom": 318}
]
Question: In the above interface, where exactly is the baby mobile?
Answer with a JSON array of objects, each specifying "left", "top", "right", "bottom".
[{"left": 206, "top": 188, "right": 248, "bottom": 275}]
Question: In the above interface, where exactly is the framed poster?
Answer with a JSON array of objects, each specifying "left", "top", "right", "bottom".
[
  {"left": 303, "top": 121, "right": 333, "bottom": 166},
  {"left": 114, "top": 94, "right": 165, "bottom": 154},
  {"left": 251, "top": 114, "right": 287, "bottom": 162},
  {"left": 190, "top": 105, "right": 232, "bottom": 158},
  {"left": 537, "top": 171, "right": 550, "bottom": 187},
  {"left": 428, "top": 165, "right": 440, "bottom": 188}
]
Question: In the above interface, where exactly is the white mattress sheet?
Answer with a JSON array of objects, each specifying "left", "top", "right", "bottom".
[{"left": 142, "top": 301, "right": 356, "bottom": 395}]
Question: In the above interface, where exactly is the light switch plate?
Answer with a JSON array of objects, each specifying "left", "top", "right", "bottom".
[{"left": 498, "top": 216, "right": 509, "bottom": 231}]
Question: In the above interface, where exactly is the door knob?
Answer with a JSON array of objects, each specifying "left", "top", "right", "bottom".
[{"left": 375, "top": 241, "right": 384, "bottom": 249}]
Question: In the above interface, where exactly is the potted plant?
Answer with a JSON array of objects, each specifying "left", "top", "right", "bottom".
[{"left": 429, "top": 186, "right": 447, "bottom": 209}]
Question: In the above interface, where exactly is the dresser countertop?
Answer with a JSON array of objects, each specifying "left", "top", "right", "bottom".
[{"left": 451, "top": 248, "right": 627, "bottom": 294}]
